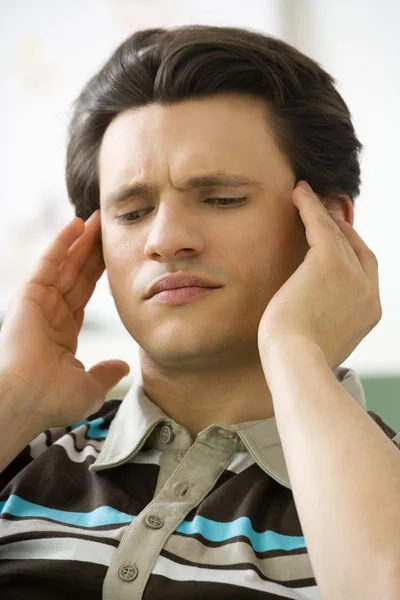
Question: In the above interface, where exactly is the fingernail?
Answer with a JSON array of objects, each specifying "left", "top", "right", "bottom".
[{"left": 298, "top": 181, "right": 314, "bottom": 196}]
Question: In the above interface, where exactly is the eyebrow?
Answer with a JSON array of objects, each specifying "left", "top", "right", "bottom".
[{"left": 103, "top": 172, "right": 264, "bottom": 209}]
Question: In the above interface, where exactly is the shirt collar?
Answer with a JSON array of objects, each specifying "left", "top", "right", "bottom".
[{"left": 89, "top": 366, "right": 366, "bottom": 489}]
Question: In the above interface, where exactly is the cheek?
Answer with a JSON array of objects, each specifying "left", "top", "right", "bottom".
[
  {"left": 238, "top": 215, "right": 305, "bottom": 301},
  {"left": 229, "top": 232, "right": 280, "bottom": 301},
  {"left": 103, "top": 225, "right": 136, "bottom": 262},
  {"left": 102, "top": 235, "right": 138, "bottom": 301}
]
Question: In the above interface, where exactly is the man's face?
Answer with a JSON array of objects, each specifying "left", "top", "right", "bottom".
[{"left": 98, "top": 93, "right": 309, "bottom": 369}]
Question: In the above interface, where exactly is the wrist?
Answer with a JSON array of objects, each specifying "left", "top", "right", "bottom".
[
  {"left": 0, "top": 371, "right": 51, "bottom": 430},
  {"left": 259, "top": 333, "right": 329, "bottom": 377}
]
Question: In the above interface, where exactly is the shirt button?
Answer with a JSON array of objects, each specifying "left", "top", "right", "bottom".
[
  {"left": 118, "top": 563, "right": 138, "bottom": 581},
  {"left": 160, "top": 425, "right": 174, "bottom": 443},
  {"left": 217, "top": 428, "right": 235, "bottom": 439},
  {"left": 145, "top": 515, "right": 164, "bottom": 529}
]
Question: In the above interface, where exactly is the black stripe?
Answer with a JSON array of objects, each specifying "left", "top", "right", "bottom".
[
  {"left": 160, "top": 547, "right": 316, "bottom": 587},
  {"left": 0, "top": 528, "right": 119, "bottom": 547},
  {"left": 0, "top": 513, "right": 133, "bottom": 532}
]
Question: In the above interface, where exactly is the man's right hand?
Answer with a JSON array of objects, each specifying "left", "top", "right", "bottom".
[{"left": 0, "top": 209, "right": 130, "bottom": 429}]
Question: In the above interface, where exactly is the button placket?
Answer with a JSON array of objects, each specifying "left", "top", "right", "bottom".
[
  {"left": 103, "top": 431, "right": 237, "bottom": 599},
  {"left": 153, "top": 425, "right": 186, "bottom": 496}
]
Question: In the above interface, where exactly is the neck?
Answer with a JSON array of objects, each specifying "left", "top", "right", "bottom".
[{"left": 138, "top": 347, "right": 275, "bottom": 441}]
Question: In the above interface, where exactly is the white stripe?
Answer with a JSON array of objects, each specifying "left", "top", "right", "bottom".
[
  {"left": 29, "top": 432, "right": 48, "bottom": 460},
  {"left": 163, "top": 533, "right": 315, "bottom": 583},
  {"left": 226, "top": 451, "right": 255, "bottom": 473},
  {"left": 0, "top": 537, "right": 115, "bottom": 566},
  {"left": 0, "top": 517, "right": 128, "bottom": 543},
  {"left": 0, "top": 537, "right": 321, "bottom": 599},
  {"left": 32, "top": 435, "right": 160, "bottom": 466},
  {"left": 54, "top": 435, "right": 100, "bottom": 463},
  {"left": 153, "top": 555, "right": 321, "bottom": 600}
]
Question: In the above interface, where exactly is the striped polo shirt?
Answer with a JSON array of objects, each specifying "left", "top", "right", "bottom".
[{"left": 0, "top": 366, "right": 398, "bottom": 599}]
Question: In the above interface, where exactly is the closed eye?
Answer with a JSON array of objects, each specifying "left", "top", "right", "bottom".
[{"left": 117, "top": 197, "right": 248, "bottom": 223}]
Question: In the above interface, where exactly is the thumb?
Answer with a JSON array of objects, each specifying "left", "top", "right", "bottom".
[{"left": 88, "top": 360, "right": 131, "bottom": 396}]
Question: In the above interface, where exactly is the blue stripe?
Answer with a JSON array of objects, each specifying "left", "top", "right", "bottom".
[
  {"left": 70, "top": 417, "right": 108, "bottom": 439},
  {"left": 0, "top": 496, "right": 305, "bottom": 551},
  {"left": 0, "top": 496, "right": 134, "bottom": 527},
  {"left": 176, "top": 515, "right": 305, "bottom": 552}
]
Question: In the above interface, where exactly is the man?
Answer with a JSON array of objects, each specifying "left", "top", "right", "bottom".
[{"left": 1, "top": 24, "right": 400, "bottom": 599}]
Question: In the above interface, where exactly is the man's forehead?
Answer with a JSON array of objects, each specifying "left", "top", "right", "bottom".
[{"left": 98, "top": 98, "right": 291, "bottom": 207}]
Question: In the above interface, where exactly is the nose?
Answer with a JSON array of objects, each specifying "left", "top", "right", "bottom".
[{"left": 143, "top": 199, "right": 205, "bottom": 262}]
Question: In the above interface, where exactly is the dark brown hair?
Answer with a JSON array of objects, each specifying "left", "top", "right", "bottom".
[{"left": 66, "top": 24, "right": 362, "bottom": 222}]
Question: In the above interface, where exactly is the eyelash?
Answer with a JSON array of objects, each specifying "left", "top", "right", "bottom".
[{"left": 117, "top": 197, "right": 248, "bottom": 223}]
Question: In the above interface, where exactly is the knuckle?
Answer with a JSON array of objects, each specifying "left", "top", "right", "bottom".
[{"left": 23, "top": 282, "right": 45, "bottom": 303}]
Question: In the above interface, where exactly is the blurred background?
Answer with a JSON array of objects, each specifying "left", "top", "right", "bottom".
[{"left": 1, "top": 0, "right": 399, "bottom": 428}]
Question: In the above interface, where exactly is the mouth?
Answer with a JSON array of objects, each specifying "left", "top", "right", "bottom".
[{"left": 148, "top": 286, "right": 220, "bottom": 305}]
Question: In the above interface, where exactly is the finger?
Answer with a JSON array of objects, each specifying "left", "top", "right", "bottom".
[
  {"left": 54, "top": 235, "right": 105, "bottom": 297},
  {"left": 29, "top": 217, "right": 85, "bottom": 288},
  {"left": 55, "top": 237, "right": 104, "bottom": 316},
  {"left": 293, "top": 183, "right": 380, "bottom": 291},
  {"left": 332, "top": 218, "right": 380, "bottom": 290},
  {"left": 54, "top": 210, "right": 102, "bottom": 294},
  {"left": 73, "top": 307, "right": 85, "bottom": 333},
  {"left": 63, "top": 263, "right": 103, "bottom": 313},
  {"left": 293, "top": 182, "right": 360, "bottom": 268},
  {"left": 88, "top": 360, "right": 131, "bottom": 400}
]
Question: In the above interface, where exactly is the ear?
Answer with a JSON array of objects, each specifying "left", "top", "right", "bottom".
[{"left": 324, "top": 193, "right": 354, "bottom": 227}]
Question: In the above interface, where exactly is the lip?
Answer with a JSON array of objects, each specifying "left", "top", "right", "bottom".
[
  {"left": 145, "top": 272, "right": 222, "bottom": 299},
  {"left": 149, "top": 286, "right": 219, "bottom": 305}
]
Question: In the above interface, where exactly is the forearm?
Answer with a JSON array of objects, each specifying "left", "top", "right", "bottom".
[{"left": 260, "top": 335, "right": 400, "bottom": 600}]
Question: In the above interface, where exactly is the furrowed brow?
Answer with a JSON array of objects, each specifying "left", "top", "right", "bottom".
[{"left": 103, "top": 172, "right": 264, "bottom": 209}]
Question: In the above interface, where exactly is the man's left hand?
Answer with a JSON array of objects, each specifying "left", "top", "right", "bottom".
[{"left": 257, "top": 180, "right": 382, "bottom": 370}]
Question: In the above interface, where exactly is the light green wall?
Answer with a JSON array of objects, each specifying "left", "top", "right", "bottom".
[{"left": 361, "top": 376, "right": 400, "bottom": 432}]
